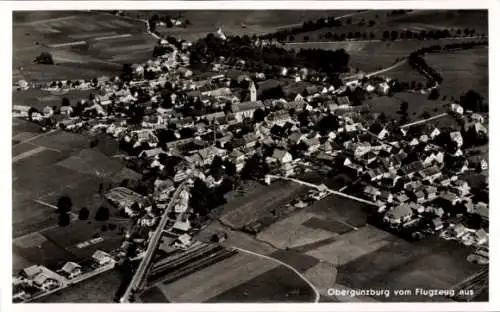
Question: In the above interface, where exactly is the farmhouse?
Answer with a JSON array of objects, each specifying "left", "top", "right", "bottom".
[
  {"left": 92, "top": 250, "right": 113, "bottom": 266},
  {"left": 60, "top": 262, "right": 82, "bottom": 279}
]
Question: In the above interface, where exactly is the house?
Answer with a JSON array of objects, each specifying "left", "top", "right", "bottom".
[
  {"left": 60, "top": 106, "right": 73, "bottom": 116},
  {"left": 450, "top": 131, "right": 463, "bottom": 147},
  {"left": 380, "top": 191, "right": 394, "bottom": 203},
  {"left": 281, "top": 162, "right": 295, "bottom": 177},
  {"left": 395, "top": 193, "right": 410, "bottom": 203},
  {"left": 414, "top": 190, "right": 426, "bottom": 203},
  {"left": 139, "top": 147, "right": 165, "bottom": 159},
  {"left": 424, "top": 185, "right": 438, "bottom": 200},
  {"left": 173, "top": 220, "right": 191, "bottom": 233},
  {"left": 33, "top": 274, "right": 59, "bottom": 290},
  {"left": 92, "top": 250, "right": 113, "bottom": 266},
  {"left": 304, "top": 137, "right": 321, "bottom": 153},
  {"left": 288, "top": 132, "right": 307, "bottom": 145},
  {"left": 450, "top": 224, "right": 467, "bottom": 238},
  {"left": 232, "top": 100, "right": 264, "bottom": 122},
  {"left": 173, "top": 234, "right": 192, "bottom": 249},
  {"left": 230, "top": 149, "right": 245, "bottom": 163},
  {"left": 431, "top": 218, "right": 444, "bottom": 231},
  {"left": 364, "top": 185, "right": 381, "bottom": 201},
  {"left": 384, "top": 203, "right": 413, "bottom": 224},
  {"left": 378, "top": 128, "right": 389, "bottom": 140},
  {"left": 471, "top": 113, "right": 485, "bottom": 123},
  {"left": 191, "top": 146, "right": 224, "bottom": 166},
  {"left": 452, "top": 180, "right": 471, "bottom": 197},
  {"left": 409, "top": 202, "right": 425, "bottom": 214},
  {"left": 449, "top": 103, "right": 464, "bottom": 115},
  {"left": 271, "top": 149, "right": 292, "bottom": 164},
  {"left": 60, "top": 262, "right": 82, "bottom": 279},
  {"left": 429, "top": 127, "right": 441, "bottom": 139},
  {"left": 474, "top": 229, "right": 488, "bottom": 245},
  {"left": 377, "top": 82, "right": 390, "bottom": 95},
  {"left": 418, "top": 165, "right": 442, "bottom": 182},
  {"left": 242, "top": 133, "right": 259, "bottom": 148},
  {"left": 21, "top": 265, "right": 42, "bottom": 279},
  {"left": 154, "top": 179, "right": 175, "bottom": 195}
]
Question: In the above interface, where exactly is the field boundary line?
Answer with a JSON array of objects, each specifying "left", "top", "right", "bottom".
[{"left": 232, "top": 247, "right": 320, "bottom": 303}]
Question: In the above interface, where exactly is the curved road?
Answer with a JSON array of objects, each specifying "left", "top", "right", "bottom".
[{"left": 233, "top": 247, "right": 320, "bottom": 303}]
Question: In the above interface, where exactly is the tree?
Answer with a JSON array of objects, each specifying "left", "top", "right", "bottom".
[
  {"left": 383, "top": 31, "right": 390, "bottom": 41},
  {"left": 95, "top": 206, "right": 110, "bottom": 221},
  {"left": 56, "top": 196, "right": 72, "bottom": 214},
  {"left": 428, "top": 88, "right": 440, "bottom": 100},
  {"left": 78, "top": 207, "right": 90, "bottom": 220},
  {"left": 303, "top": 35, "right": 310, "bottom": 41},
  {"left": 400, "top": 101, "right": 409, "bottom": 115},
  {"left": 61, "top": 97, "right": 70, "bottom": 107},
  {"left": 368, "top": 20, "right": 375, "bottom": 27},
  {"left": 34, "top": 52, "right": 54, "bottom": 65},
  {"left": 58, "top": 213, "right": 71, "bottom": 227},
  {"left": 421, "top": 111, "right": 431, "bottom": 119},
  {"left": 253, "top": 108, "right": 266, "bottom": 123}
]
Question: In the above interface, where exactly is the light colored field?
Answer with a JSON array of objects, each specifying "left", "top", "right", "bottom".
[
  {"left": 305, "top": 225, "right": 392, "bottom": 267},
  {"left": 13, "top": 132, "right": 38, "bottom": 142},
  {"left": 12, "top": 146, "right": 47, "bottom": 164},
  {"left": 159, "top": 252, "right": 279, "bottom": 302},
  {"left": 304, "top": 262, "right": 337, "bottom": 291},
  {"left": 56, "top": 149, "right": 123, "bottom": 178},
  {"left": 104, "top": 43, "right": 154, "bottom": 54},
  {"left": 257, "top": 211, "right": 335, "bottom": 249},
  {"left": 69, "top": 31, "right": 117, "bottom": 39}
]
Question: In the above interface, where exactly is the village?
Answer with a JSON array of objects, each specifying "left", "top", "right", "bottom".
[{"left": 12, "top": 22, "right": 489, "bottom": 302}]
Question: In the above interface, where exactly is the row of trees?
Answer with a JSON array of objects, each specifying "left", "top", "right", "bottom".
[{"left": 56, "top": 195, "right": 111, "bottom": 227}]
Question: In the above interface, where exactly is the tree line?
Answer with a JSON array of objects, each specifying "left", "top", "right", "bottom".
[{"left": 189, "top": 33, "right": 350, "bottom": 76}]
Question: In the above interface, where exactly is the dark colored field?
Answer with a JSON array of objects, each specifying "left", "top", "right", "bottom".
[
  {"left": 336, "top": 236, "right": 486, "bottom": 302},
  {"left": 269, "top": 249, "right": 319, "bottom": 273},
  {"left": 302, "top": 217, "right": 354, "bottom": 234},
  {"left": 207, "top": 266, "right": 315, "bottom": 303},
  {"left": 41, "top": 220, "right": 123, "bottom": 261},
  {"left": 37, "top": 268, "right": 122, "bottom": 302},
  {"left": 13, "top": 237, "right": 73, "bottom": 271},
  {"left": 306, "top": 195, "right": 368, "bottom": 228},
  {"left": 140, "top": 287, "right": 169, "bottom": 303}
]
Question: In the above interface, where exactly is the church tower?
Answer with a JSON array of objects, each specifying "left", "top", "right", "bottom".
[{"left": 249, "top": 80, "right": 257, "bottom": 102}]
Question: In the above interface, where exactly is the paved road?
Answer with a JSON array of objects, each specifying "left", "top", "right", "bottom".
[
  {"left": 232, "top": 247, "right": 320, "bottom": 303},
  {"left": 267, "top": 175, "right": 378, "bottom": 207},
  {"left": 400, "top": 112, "right": 448, "bottom": 129},
  {"left": 120, "top": 181, "right": 187, "bottom": 303}
]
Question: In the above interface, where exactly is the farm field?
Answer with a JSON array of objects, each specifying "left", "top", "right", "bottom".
[
  {"left": 364, "top": 92, "right": 449, "bottom": 122},
  {"left": 336, "top": 236, "right": 486, "bottom": 302},
  {"left": 207, "top": 266, "right": 316, "bottom": 303},
  {"left": 284, "top": 37, "right": 486, "bottom": 73},
  {"left": 425, "top": 47, "right": 488, "bottom": 100},
  {"left": 153, "top": 251, "right": 279, "bottom": 302},
  {"left": 293, "top": 10, "right": 487, "bottom": 43},
  {"left": 13, "top": 11, "right": 155, "bottom": 82},
  {"left": 219, "top": 180, "right": 308, "bottom": 229},
  {"left": 36, "top": 268, "right": 122, "bottom": 302}
]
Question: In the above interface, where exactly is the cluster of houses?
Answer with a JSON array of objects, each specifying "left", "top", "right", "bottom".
[
  {"left": 13, "top": 27, "right": 489, "bottom": 298},
  {"left": 13, "top": 250, "right": 115, "bottom": 302}
]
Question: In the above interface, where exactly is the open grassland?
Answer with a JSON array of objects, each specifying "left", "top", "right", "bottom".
[
  {"left": 12, "top": 89, "right": 94, "bottom": 110},
  {"left": 155, "top": 251, "right": 279, "bottom": 302}
]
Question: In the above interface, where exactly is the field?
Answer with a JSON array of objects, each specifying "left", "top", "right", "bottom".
[
  {"left": 13, "top": 11, "right": 156, "bottom": 82},
  {"left": 293, "top": 10, "right": 487, "bottom": 44},
  {"left": 285, "top": 38, "right": 487, "bottom": 73},
  {"left": 219, "top": 180, "right": 308, "bottom": 229},
  {"left": 336, "top": 236, "right": 486, "bottom": 302},
  {"left": 36, "top": 268, "right": 122, "bottom": 302},
  {"left": 12, "top": 117, "right": 128, "bottom": 276},
  {"left": 207, "top": 266, "right": 316, "bottom": 303},
  {"left": 151, "top": 252, "right": 280, "bottom": 302},
  {"left": 425, "top": 48, "right": 489, "bottom": 100}
]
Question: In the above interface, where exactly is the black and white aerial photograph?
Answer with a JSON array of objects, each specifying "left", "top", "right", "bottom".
[{"left": 11, "top": 3, "right": 490, "bottom": 305}]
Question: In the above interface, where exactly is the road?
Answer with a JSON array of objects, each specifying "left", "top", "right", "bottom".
[
  {"left": 232, "top": 247, "right": 320, "bottom": 303},
  {"left": 342, "top": 58, "right": 408, "bottom": 82},
  {"left": 119, "top": 181, "right": 187, "bottom": 303},
  {"left": 266, "top": 175, "right": 378, "bottom": 207},
  {"left": 400, "top": 112, "right": 448, "bottom": 128}
]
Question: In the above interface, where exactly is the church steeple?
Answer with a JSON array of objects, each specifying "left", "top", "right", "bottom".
[{"left": 249, "top": 80, "right": 257, "bottom": 102}]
